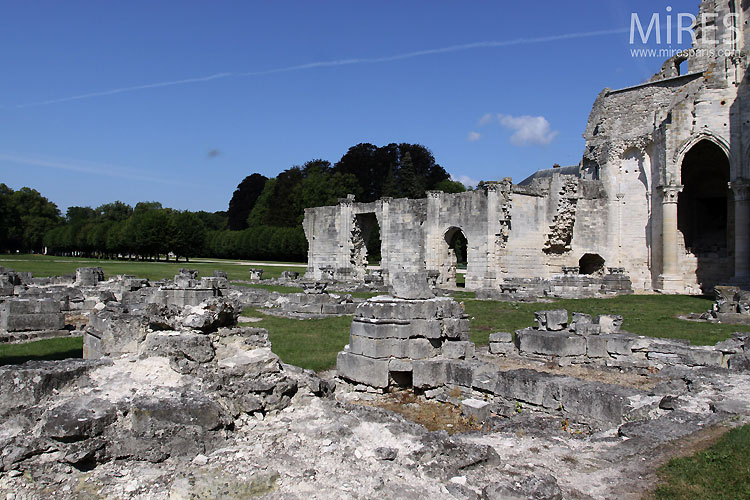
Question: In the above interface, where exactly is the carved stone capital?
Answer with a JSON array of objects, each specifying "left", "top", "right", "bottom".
[
  {"left": 659, "top": 184, "right": 683, "bottom": 204},
  {"left": 426, "top": 190, "right": 442, "bottom": 199},
  {"left": 731, "top": 179, "right": 750, "bottom": 201},
  {"left": 484, "top": 182, "right": 500, "bottom": 192}
]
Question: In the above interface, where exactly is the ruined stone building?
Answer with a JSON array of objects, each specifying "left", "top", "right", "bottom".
[{"left": 304, "top": 0, "right": 750, "bottom": 294}]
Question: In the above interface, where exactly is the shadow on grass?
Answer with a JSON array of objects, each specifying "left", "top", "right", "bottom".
[{"left": 0, "top": 337, "right": 83, "bottom": 366}]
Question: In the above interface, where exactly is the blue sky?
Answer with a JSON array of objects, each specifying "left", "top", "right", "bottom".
[{"left": 0, "top": 0, "right": 698, "bottom": 213}]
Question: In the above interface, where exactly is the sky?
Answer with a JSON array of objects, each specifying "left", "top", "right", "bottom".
[{"left": 0, "top": 0, "right": 699, "bottom": 214}]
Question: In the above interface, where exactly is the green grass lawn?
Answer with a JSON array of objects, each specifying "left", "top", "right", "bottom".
[
  {"left": 240, "top": 308, "right": 351, "bottom": 372},
  {"left": 0, "top": 254, "right": 306, "bottom": 281},
  {"left": 0, "top": 337, "right": 83, "bottom": 365},
  {"left": 464, "top": 294, "right": 743, "bottom": 346},
  {"left": 651, "top": 424, "right": 750, "bottom": 500}
]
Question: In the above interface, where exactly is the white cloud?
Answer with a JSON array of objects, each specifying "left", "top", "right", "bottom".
[
  {"left": 497, "top": 114, "right": 559, "bottom": 146},
  {"left": 477, "top": 113, "right": 495, "bottom": 127},
  {"left": 450, "top": 174, "right": 479, "bottom": 188},
  {"left": 467, "top": 131, "right": 481, "bottom": 142}
]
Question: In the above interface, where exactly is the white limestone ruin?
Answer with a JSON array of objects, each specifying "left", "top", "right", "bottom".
[{"left": 304, "top": 0, "right": 750, "bottom": 295}]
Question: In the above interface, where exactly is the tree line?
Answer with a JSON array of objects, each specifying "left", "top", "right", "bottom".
[{"left": 2, "top": 142, "right": 467, "bottom": 262}]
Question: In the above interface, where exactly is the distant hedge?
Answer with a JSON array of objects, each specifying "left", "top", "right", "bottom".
[{"left": 205, "top": 226, "right": 307, "bottom": 262}]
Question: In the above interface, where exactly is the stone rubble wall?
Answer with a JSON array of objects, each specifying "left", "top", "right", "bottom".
[{"left": 486, "top": 309, "right": 748, "bottom": 372}]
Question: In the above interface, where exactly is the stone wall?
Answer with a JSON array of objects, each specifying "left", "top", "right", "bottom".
[{"left": 304, "top": 0, "right": 750, "bottom": 295}]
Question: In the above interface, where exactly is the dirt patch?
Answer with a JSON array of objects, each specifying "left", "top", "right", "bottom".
[
  {"left": 356, "top": 390, "right": 482, "bottom": 435},
  {"left": 478, "top": 351, "right": 658, "bottom": 390}
]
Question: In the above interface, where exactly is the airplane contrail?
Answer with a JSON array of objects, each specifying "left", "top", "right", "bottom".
[
  {"left": 16, "top": 27, "right": 629, "bottom": 108},
  {"left": 0, "top": 153, "right": 197, "bottom": 187}
]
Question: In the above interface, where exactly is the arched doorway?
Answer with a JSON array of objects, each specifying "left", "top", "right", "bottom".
[
  {"left": 677, "top": 139, "right": 733, "bottom": 289},
  {"left": 350, "top": 213, "right": 381, "bottom": 279},
  {"left": 439, "top": 227, "right": 468, "bottom": 287},
  {"left": 579, "top": 253, "right": 605, "bottom": 275}
]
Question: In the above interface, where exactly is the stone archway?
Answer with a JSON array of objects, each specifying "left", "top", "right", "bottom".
[
  {"left": 677, "top": 139, "right": 733, "bottom": 290},
  {"left": 438, "top": 227, "right": 468, "bottom": 287}
]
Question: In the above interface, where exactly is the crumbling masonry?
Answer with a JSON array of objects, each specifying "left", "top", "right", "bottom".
[{"left": 304, "top": 0, "right": 750, "bottom": 294}]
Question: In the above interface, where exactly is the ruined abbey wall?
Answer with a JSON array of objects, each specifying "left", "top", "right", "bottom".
[{"left": 305, "top": 0, "right": 750, "bottom": 294}]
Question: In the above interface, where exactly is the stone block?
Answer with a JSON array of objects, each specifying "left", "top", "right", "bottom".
[
  {"left": 441, "top": 341, "right": 475, "bottom": 359},
  {"left": 141, "top": 331, "right": 215, "bottom": 363},
  {"left": 646, "top": 343, "right": 723, "bottom": 367},
  {"left": 596, "top": 315, "right": 623, "bottom": 334},
  {"left": 412, "top": 359, "right": 451, "bottom": 389},
  {"left": 516, "top": 330, "right": 586, "bottom": 357},
  {"left": 1, "top": 313, "right": 65, "bottom": 332},
  {"left": 410, "top": 319, "right": 442, "bottom": 339},
  {"left": 336, "top": 352, "right": 390, "bottom": 388},
  {"left": 489, "top": 332, "right": 513, "bottom": 343},
  {"left": 3, "top": 298, "right": 61, "bottom": 314},
  {"left": 390, "top": 271, "right": 435, "bottom": 300},
  {"left": 586, "top": 335, "right": 609, "bottom": 358},
  {"left": 356, "top": 299, "right": 439, "bottom": 320},
  {"left": 493, "top": 369, "right": 556, "bottom": 406},
  {"left": 388, "top": 359, "right": 412, "bottom": 372},
  {"left": 604, "top": 334, "right": 637, "bottom": 355},
  {"left": 489, "top": 342, "right": 517, "bottom": 355},
  {"left": 350, "top": 319, "right": 411, "bottom": 339},
  {"left": 446, "top": 360, "right": 475, "bottom": 387},
  {"left": 407, "top": 338, "right": 438, "bottom": 359},
  {"left": 461, "top": 398, "right": 490, "bottom": 422},
  {"left": 534, "top": 309, "right": 568, "bottom": 331},
  {"left": 443, "top": 318, "right": 470, "bottom": 340},
  {"left": 349, "top": 335, "right": 404, "bottom": 358}
]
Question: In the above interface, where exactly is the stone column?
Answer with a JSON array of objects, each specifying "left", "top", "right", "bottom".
[
  {"left": 337, "top": 195, "right": 355, "bottom": 280},
  {"left": 657, "top": 183, "right": 684, "bottom": 292},
  {"left": 424, "top": 191, "right": 442, "bottom": 273},
  {"left": 379, "top": 197, "right": 392, "bottom": 281},
  {"left": 731, "top": 179, "right": 750, "bottom": 282},
  {"left": 484, "top": 182, "right": 500, "bottom": 289}
]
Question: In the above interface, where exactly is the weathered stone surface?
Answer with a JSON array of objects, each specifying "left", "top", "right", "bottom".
[
  {"left": 351, "top": 319, "right": 411, "bottom": 339},
  {"left": 596, "top": 314, "right": 623, "bottom": 334},
  {"left": 0, "top": 359, "right": 107, "bottom": 418},
  {"left": 390, "top": 271, "right": 435, "bottom": 300},
  {"left": 489, "top": 342, "right": 517, "bottom": 356},
  {"left": 534, "top": 310, "right": 568, "bottom": 331},
  {"left": 462, "top": 398, "right": 490, "bottom": 421},
  {"left": 412, "top": 359, "right": 452, "bottom": 389},
  {"left": 336, "top": 351, "right": 389, "bottom": 388},
  {"left": 40, "top": 396, "right": 117, "bottom": 441},
  {"left": 170, "top": 469, "right": 279, "bottom": 499},
  {"left": 442, "top": 341, "right": 475, "bottom": 360},
  {"left": 516, "top": 329, "right": 586, "bottom": 357},
  {"left": 489, "top": 332, "right": 513, "bottom": 343},
  {"left": 586, "top": 335, "right": 609, "bottom": 358},
  {"left": 443, "top": 318, "right": 471, "bottom": 340},
  {"left": 141, "top": 331, "right": 215, "bottom": 363},
  {"left": 482, "top": 474, "right": 563, "bottom": 500},
  {"left": 217, "top": 347, "right": 280, "bottom": 373}
]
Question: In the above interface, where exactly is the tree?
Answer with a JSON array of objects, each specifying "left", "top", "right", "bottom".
[
  {"left": 5, "top": 187, "right": 62, "bottom": 252},
  {"left": 96, "top": 201, "right": 133, "bottom": 221},
  {"left": 398, "top": 152, "right": 424, "bottom": 199},
  {"left": 171, "top": 211, "right": 207, "bottom": 261},
  {"left": 66, "top": 206, "right": 97, "bottom": 224},
  {"left": 433, "top": 179, "right": 467, "bottom": 194},
  {"left": 227, "top": 173, "right": 268, "bottom": 230}
]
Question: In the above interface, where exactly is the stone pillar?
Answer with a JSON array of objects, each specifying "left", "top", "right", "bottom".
[
  {"left": 337, "top": 195, "right": 355, "bottom": 280},
  {"left": 424, "top": 191, "right": 442, "bottom": 273},
  {"left": 731, "top": 179, "right": 750, "bottom": 282},
  {"left": 485, "top": 182, "right": 500, "bottom": 289},
  {"left": 657, "top": 184, "right": 684, "bottom": 292},
  {"left": 380, "top": 197, "right": 392, "bottom": 281}
]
